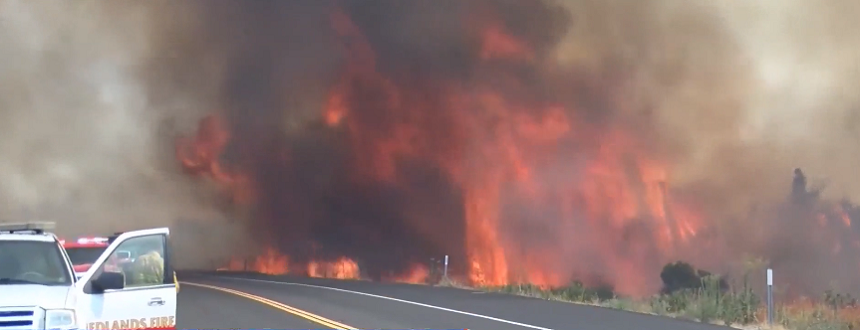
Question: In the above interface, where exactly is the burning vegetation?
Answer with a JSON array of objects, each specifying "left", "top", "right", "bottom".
[
  {"left": 150, "top": 0, "right": 860, "bottom": 298},
  {"left": 0, "top": 2, "right": 858, "bottom": 330},
  {"left": 174, "top": 1, "right": 716, "bottom": 295},
  {"left": 2, "top": 0, "right": 860, "bottom": 317}
]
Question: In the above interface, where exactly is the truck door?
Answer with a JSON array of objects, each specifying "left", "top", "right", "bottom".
[{"left": 74, "top": 228, "right": 177, "bottom": 330}]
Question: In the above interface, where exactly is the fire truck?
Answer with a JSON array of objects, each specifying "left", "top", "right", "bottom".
[
  {"left": 59, "top": 236, "right": 132, "bottom": 279},
  {"left": 0, "top": 222, "right": 177, "bottom": 329},
  {"left": 61, "top": 233, "right": 179, "bottom": 292}
]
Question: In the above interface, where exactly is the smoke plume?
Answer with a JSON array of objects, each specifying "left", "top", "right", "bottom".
[
  {"left": 0, "top": 0, "right": 249, "bottom": 268},
  {"left": 3, "top": 0, "right": 860, "bottom": 294}
]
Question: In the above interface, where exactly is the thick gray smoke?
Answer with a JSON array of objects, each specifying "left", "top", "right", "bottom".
[
  {"left": 549, "top": 0, "right": 860, "bottom": 295},
  {"left": 0, "top": 0, "right": 250, "bottom": 268},
  {"left": 2, "top": 0, "right": 860, "bottom": 294}
]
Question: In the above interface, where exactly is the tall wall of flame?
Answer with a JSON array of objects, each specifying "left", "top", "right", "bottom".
[{"left": 2, "top": 0, "right": 860, "bottom": 295}]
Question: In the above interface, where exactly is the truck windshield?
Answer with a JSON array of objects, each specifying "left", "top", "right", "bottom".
[
  {"left": 0, "top": 241, "right": 72, "bottom": 285},
  {"left": 65, "top": 246, "right": 108, "bottom": 265}
]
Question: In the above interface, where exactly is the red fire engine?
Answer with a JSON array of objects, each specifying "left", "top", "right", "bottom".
[{"left": 59, "top": 236, "right": 131, "bottom": 278}]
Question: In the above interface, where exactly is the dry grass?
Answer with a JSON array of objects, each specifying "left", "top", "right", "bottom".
[
  {"left": 223, "top": 262, "right": 859, "bottom": 330},
  {"left": 771, "top": 298, "right": 860, "bottom": 330},
  {"left": 473, "top": 277, "right": 858, "bottom": 330},
  {"left": 435, "top": 276, "right": 474, "bottom": 289}
]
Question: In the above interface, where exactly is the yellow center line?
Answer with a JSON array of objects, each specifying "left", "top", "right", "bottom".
[{"left": 182, "top": 281, "right": 356, "bottom": 330}]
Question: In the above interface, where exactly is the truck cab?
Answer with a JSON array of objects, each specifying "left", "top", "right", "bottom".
[
  {"left": 60, "top": 237, "right": 135, "bottom": 281},
  {"left": 0, "top": 222, "right": 177, "bottom": 330},
  {"left": 59, "top": 237, "right": 110, "bottom": 280}
]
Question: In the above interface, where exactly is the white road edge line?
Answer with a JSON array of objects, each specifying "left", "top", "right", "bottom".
[{"left": 213, "top": 275, "right": 554, "bottom": 330}]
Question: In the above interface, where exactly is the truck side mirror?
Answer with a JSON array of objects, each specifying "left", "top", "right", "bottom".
[{"left": 91, "top": 271, "right": 124, "bottom": 292}]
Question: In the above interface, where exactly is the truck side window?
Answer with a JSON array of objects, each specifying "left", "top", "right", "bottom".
[{"left": 99, "top": 235, "right": 165, "bottom": 288}]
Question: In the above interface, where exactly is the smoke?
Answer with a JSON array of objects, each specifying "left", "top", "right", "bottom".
[
  {"left": 663, "top": 0, "right": 860, "bottom": 205},
  {"left": 4, "top": 0, "right": 860, "bottom": 293},
  {"left": 0, "top": 0, "right": 249, "bottom": 268},
  {"left": 617, "top": 0, "right": 860, "bottom": 294}
]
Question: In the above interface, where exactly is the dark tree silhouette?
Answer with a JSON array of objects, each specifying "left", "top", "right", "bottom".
[{"left": 660, "top": 261, "right": 728, "bottom": 294}]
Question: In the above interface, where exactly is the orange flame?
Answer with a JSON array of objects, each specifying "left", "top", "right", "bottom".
[
  {"left": 384, "top": 264, "right": 430, "bottom": 284},
  {"left": 308, "top": 257, "right": 360, "bottom": 280},
  {"left": 315, "top": 9, "right": 706, "bottom": 294},
  {"left": 254, "top": 248, "right": 290, "bottom": 275},
  {"left": 220, "top": 253, "right": 361, "bottom": 280},
  {"left": 192, "top": 6, "right": 707, "bottom": 296},
  {"left": 480, "top": 24, "right": 535, "bottom": 61},
  {"left": 175, "top": 115, "right": 255, "bottom": 204},
  {"left": 175, "top": 4, "right": 860, "bottom": 301}
]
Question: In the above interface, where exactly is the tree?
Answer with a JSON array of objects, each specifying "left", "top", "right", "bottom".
[{"left": 660, "top": 261, "right": 727, "bottom": 294}]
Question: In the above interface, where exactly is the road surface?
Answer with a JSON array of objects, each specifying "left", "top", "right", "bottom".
[
  {"left": 178, "top": 271, "right": 735, "bottom": 330},
  {"left": 177, "top": 282, "right": 325, "bottom": 329}
]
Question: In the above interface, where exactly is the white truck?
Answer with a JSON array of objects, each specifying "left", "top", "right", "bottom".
[{"left": 0, "top": 222, "right": 177, "bottom": 330}]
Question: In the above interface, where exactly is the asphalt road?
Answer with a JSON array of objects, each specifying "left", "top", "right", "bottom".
[
  {"left": 177, "top": 282, "right": 323, "bottom": 329},
  {"left": 178, "top": 271, "right": 736, "bottom": 330}
]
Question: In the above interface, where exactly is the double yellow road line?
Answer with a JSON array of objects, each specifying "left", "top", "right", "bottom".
[{"left": 182, "top": 282, "right": 356, "bottom": 330}]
